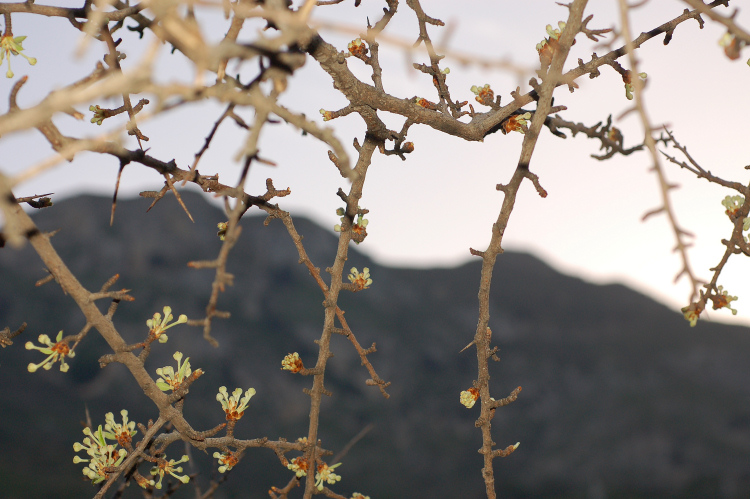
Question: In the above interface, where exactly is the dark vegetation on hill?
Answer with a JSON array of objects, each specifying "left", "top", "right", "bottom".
[{"left": 1, "top": 193, "right": 749, "bottom": 498}]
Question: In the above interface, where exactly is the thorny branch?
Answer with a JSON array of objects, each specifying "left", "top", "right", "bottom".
[
  {"left": 467, "top": 2, "right": 590, "bottom": 497},
  {"left": 618, "top": 0, "right": 702, "bottom": 304},
  {"left": 660, "top": 129, "right": 750, "bottom": 324}
]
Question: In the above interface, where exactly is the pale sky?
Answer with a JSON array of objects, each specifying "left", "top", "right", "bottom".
[{"left": 1, "top": 1, "right": 749, "bottom": 327}]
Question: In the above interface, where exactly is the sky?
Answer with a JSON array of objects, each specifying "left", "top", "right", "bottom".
[{"left": 1, "top": 0, "right": 750, "bottom": 327}]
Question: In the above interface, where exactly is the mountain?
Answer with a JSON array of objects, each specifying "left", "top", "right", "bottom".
[{"left": 1, "top": 192, "right": 750, "bottom": 498}]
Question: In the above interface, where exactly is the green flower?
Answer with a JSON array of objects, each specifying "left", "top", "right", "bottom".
[
  {"left": 720, "top": 195, "right": 750, "bottom": 237},
  {"left": 216, "top": 386, "right": 256, "bottom": 421},
  {"left": 470, "top": 84, "right": 494, "bottom": 106},
  {"left": 460, "top": 388, "right": 479, "bottom": 408},
  {"left": 334, "top": 207, "right": 369, "bottom": 244},
  {"left": 681, "top": 303, "right": 703, "bottom": 327},
  {"left": 217, "top": 221, "right": 229, "bottom": 240},
  {"left": 710, "top": 285, "right": 738, "bottom": 315},
  {"left": 546, "top": 21, "right": 566, "bottom": 40},
  {"left": 348, "top": 267, "right": 372, "bottom": 290},
  {"left": 721, "top": 195, "right": 744, "bottom": 218},
  {"left": 0, "top": 34, "right": 37, "bottom": 79},
  {"left": 150, "top": 455, "right": 190, "bottom": 489},
  {"left": 719, "top": 32, "right": 747, "bottom": 62},
  {"left": 536, "top": 22, "right": 567, "bottom": 67},
  {"left": 347, "top": 37, "right": 368, "bottom": 58},
  {"left": 213, "top": 450, "right": 239, "bottom": 473},
  {"left": 287, "top": 456, "right": 309, "bottom": 477},
  {"left": 147, "top": 306, "right": 187, "bottom": 343},
  {"left": 502, "top": 112, "right": 532, "bottom": 134},
  {"left": 281, "top": 352, "right": 304, "bottom": 373},
  {"left": 155, "top": 351, "right": 198, "bottom": 392},
  {"left": 315, "top": 461, "right": 342, "bottom": 490},
  {"left": 73, "top": 425, "right": 128, "bottom": 484},
  {"left": 25, "top": 330, "right": 75, "bottom": 372},
  {"left": 89, "top": 105, "right": 108, "bottom": 126},
  {"left": 624, "top": 71, "right": 647, "bottom": 100},
  {"left": 104, "top": 410, "right": 137, "bottom": 447}
]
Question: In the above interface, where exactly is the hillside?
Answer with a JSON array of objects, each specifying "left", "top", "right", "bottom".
[{"left": 1, "top": 193, "right": 750, "bottom": 498}]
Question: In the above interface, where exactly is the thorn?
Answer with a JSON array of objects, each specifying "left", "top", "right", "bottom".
[
  {"left": 110, "top": 163, "right": 126, "bottom": 226},
  {"left": 459, "top": 340, "right": 475, "bottom": 353}
]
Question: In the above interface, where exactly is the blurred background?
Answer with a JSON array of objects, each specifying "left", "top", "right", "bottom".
[{"left": 4, "top": 194, "right": 750, "bottom": 498}]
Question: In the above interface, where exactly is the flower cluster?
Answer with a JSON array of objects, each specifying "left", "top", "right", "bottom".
[
  {"left": 73, "top": 424, "right": 129, "bottom": 484},
  {"left": 334, "top": 207, "right": 369, "bottom": 244},
  {"left": 150, "top": 455, "right": 190, "bottom": 489},
  {"left": 287, "top": 456, "right": 310, "bottom": 477},
  {"left": 25, "top": 330, "right": 75, "bottom": 372},
  {"left": 217, "top": 221, "right": 228, "bottom": 240},
  {"left": 319, "top": 108, "right": 335, "bottom": 121},
  {"left": 721, "top": 194, "right": 748, "bottom": 223},
  {"left": 348, "top": 38, "right": 368, "bottom": 59},
  {"left": 348, "top": 267, "right": 372, "bottom": 290},
  {"left": 721, "top": 195, "right": 750, "bottom": 240},
  {"left": 722, "top": 194, "right": 744, "bottom": 217},
  {"left": 0, "top": 34, "right": 37, "bottom": 78},
  {"left": 216, "top": 386, "right": 256, "bottom": 421},
  {"left": 315, "top": 461, "right": 342, "bottom": 490},
  {"left": 502, "top": 112, "right": 532, "bottom": 134},
  {"left": 155, "top": 351, "right": 199, "bottom": 392},
  {"left": 623, "top": 70, "right": 647, "bottom": 100},
  {"left": 351, "top": 494, "right": 371, "bottom": 499},
  {"left": 146, "top": 306, "right": 188, "bottom": 343},
  {"left": 89, "top": 105, "right": 107, "bottom": 126},
  {"left": 605, "top": 126, "right": 623, "bottom": 144},
  {"left": 460, "top": 387, "right": 480, "bottom": 408},
  {"left": 470, "top": 84, "right": 494, "bottom": 106},
  {"left": 104, "top": 410, "right": 137, "bottom": 447},
  {"left": 681, "top": 302, "right": 704, "bottom": 327},
  {"left": 213, "top": 450, "right": 239, "bottom": 473},
  {"left": 719, "top": 32, "right": 749, "bottom": 65},
  {"left": 710, "top": 285, "right": 738, "bottom": 315},
  {"left": 281, "top": 352, "right": 304, "bottom": 373},
  {"left": 536, "top": 22, "right": 568, "bottom": 67}
]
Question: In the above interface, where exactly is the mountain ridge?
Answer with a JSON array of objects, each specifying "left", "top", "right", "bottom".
[{"left": 1, "top": 192, "right": 749, "bottom": 498}]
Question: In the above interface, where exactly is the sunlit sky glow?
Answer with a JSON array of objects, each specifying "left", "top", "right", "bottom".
[{"left": 1, "top": 1, "right": 749, "bottom": 327}]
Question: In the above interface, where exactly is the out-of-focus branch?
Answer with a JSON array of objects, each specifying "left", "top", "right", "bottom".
[
  {"left": 618, "top": 0, "right": 702, "bottom": 303},
  {"left": 681, "top": 0, "right": 749, "bottom": 43}
]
